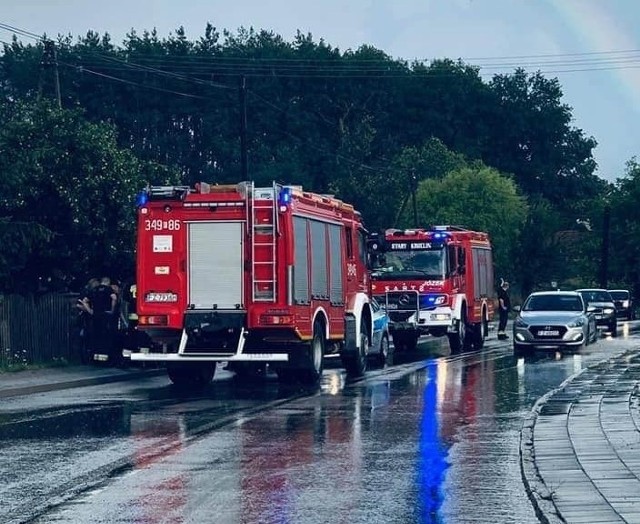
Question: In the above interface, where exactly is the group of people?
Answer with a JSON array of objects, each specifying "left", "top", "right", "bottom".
[{"left": 76, "top": 276, "right": 136, "bottom": 366}]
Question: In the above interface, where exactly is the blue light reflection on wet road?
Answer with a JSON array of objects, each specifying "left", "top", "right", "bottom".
[{"left": 416, "top": 361, "right": 449, "bottom": 523}]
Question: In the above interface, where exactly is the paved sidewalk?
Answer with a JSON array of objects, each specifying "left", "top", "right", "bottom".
[
  {"left": 0, "top": 364, "right": 165, "bottom": 398},
  {"left": 521, "top": 349, "right": 640, "bottom": 524}
]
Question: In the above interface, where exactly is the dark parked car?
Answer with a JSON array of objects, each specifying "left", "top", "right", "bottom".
[
  {"left": 512, "top": 291, "right": 597, "bottom": 356},
  {"left": 576, "top": 288, "right": 617, "bottom": 336},
  {"left": 608, "top": 289, "right": 634, "bottom": 320}
]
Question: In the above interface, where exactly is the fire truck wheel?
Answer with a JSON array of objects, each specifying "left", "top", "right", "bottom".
[
  {"left": 471, "top": 315, "right": 488, "bottom": 350},
  {"left": 447, "top": 312, "right": 468, "bottom": 354},
  {"left": 300, "top": 321, "right": 325, "bottom": 384},
  {"left": 344, "top": 330, "right": 368, "bottom": 377},
  {"left": 167, "top": 362, "right": 216, "bottom": 387}
]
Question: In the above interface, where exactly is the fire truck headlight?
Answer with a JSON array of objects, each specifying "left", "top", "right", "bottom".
[{"left": 145, "top": 292, "right": 178, "bottom": 303}]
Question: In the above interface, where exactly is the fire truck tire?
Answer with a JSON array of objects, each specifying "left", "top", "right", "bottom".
[
  {"left": 344, "top": 330, "right": 368, "bottom": 377},
  {"left": 300, "top": 321, "right": 325, "bottom": 384},
  {"left": 447, "top": 311, "right": 468, "bottom": 354},
  {"left": 470, "top": 314, "right": 488, "bottom": 350},
  {"left": 167, "top": 362, "right": 216, "bottom": 387}
]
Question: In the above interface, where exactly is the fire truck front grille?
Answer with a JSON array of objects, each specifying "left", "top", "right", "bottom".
[
  {"left": 389, "top": 311, "right": 415, "bottom": 322},
  {"left": 385, "top": 292, "right": 419, "bottom": 311}
]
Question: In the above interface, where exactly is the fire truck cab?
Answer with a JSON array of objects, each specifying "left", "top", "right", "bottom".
[
  {"left": 127, "top": 181, "right": 374, "bottom": 386},
  {"left": 368, "top": 226, "right": 495, "bottom": 353}
]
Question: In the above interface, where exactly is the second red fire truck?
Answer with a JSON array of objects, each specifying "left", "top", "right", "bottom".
[
  {"left": 126, "top": 181, "right": 374, "bottom": 386},
  {"left": 368, "top": 226, "right": 495, "bottom": 353}
]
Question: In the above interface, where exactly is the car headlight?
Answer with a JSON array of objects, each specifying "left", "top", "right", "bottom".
[
  {"left": 514, "top": 317, "right": 528, "bottom": 328},
  {"left": 603, "top": 308, "right": 615, "bottom": 314},
  {"left": 567, "top": 318, "right": 585, "bottom": 328}
]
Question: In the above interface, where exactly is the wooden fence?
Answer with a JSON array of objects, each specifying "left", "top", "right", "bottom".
[{"left": 0, "top": 293, "right": 81, "bottom": 368}]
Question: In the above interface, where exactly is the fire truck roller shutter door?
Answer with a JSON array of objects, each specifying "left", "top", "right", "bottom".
[
  {"left": 293, "top": 217, "right": 310, "bottom": 304},
  {"left": 188, "top": 222, "right": 243, "bottom": 309},
  {"left": 310, "top": 219, "right": 329, "bottom": 300},
  {"left": 328, "top": 224, "right": 344, "bottom": 305}
]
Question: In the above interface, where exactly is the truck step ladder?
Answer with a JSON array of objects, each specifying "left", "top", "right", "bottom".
[{"left": 250, "top": 181, "right": 278, "bottom": 302}]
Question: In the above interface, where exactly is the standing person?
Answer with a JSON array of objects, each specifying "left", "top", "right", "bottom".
[
  {"left": 76, "top": 277, "right": 99, "bottom": 364},
  {"left": 497, "top": 279, "right": 511, "bottom": 340},
  {"left": 89, "top": 277, "right": 118, "bottom": 364}
]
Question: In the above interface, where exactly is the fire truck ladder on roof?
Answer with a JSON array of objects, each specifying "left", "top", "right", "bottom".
[{"left": 250, "top": 181, "right": 278, "bottom": 302}]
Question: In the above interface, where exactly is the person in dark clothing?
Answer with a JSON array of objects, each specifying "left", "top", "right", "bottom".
[
  {"left": 88, "top": 277, "right": 118, "bottom": 364},
  {"left": 76, "top": 277, "right": 99, "bottom": 364},
  {"left": 497, "top": 279, "right": 511, "bottom": 340}
]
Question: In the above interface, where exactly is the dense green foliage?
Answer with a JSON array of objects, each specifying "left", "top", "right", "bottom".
[{"left": 0, "top": 26, "right": 631, "bottom": 296}]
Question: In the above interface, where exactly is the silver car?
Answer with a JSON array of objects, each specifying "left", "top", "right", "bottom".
[{"left": 513, "top": 291, "right": 596, "bottom": 356}]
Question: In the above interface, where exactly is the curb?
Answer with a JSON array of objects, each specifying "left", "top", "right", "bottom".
[
  {"left": 0, "top": 368, "right": 166, "bottom": 399},
  {"left": 519, "top": 349, "right": 638, "bottom": 524}
]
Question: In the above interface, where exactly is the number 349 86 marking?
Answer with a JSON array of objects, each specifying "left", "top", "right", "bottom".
[{"left": 144, "top": 219, "right": 181, "bottom": 231}]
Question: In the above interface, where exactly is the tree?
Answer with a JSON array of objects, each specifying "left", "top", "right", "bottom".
[
  {"left": 486, "top": 69, "right": 601, "bottom": 213},
  {"left": 0, "top": 99, "right": 179, "bottom": 291},
  {"left": 607, "top": 159, "right": 640, "bottom": 296},
  {"left": 403, "top": 166, "right": 528, "bottom": 281}
]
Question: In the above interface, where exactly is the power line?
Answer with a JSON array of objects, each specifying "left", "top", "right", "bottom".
[
  {"left": 0, "top": 22, "right": 43, "bottom": 41},
  {"left": 58, "top": 61, "right": 212, "bottom": 100}
]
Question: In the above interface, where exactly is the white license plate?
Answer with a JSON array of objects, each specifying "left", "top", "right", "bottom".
[{"left": 538, "top": 330, "right": 560, "bottom": 336}]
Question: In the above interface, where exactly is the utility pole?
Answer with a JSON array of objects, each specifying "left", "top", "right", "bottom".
[
  {"left": 410, "top": 169, "right": 418, "bottom": 228},
  {"left": 38, "top": 40, "right": 62, "bottom": 108},
  {"left": 239, "top": 75, "right": 248, "bottom": 180},
  {"left": 599, "top": 204, "right": 610, "bottom": 289}
]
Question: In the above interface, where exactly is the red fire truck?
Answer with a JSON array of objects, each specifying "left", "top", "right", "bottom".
[
  {"left": 126, "top": 181, "right": 374, "bottom": 386},
  {"left": 368, "top": 226, "right": 495, "bottom": 353}
]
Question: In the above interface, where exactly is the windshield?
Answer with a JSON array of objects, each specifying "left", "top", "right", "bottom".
[
  {"left": 371, "top": 249, "right": 445, "bottom": 279},
  {"left": 523, "top": 294, "right": 584, "bottom": 312},
  {"left": 609, "top": 291, "right": 629, "bottom": 300},
  {"left": 579, "top": 290, "right": 613, "bottom": 303}
]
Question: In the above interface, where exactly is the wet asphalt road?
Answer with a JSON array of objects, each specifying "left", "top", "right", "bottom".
[{"left": 1, "top": 322, "right": 639, "bottom": 524}]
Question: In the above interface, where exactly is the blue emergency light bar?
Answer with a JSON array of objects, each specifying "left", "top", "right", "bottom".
[{"left": 278, "top": 187, "right": 293, "bottom": 207}]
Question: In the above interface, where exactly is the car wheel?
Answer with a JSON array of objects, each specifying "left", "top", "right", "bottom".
[
  {"left": 376, "top": 334, "right": 392, "bottom": 367},
  {"left": 513, "top": 342, "right": 527, "bottom": 358},
  {"left": 610, "top": 320, "right": 618, "bottom": 337}
]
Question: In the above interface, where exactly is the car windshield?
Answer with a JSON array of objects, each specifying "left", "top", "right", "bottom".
[
  {"left": 579, "top": 290, "right": 612, "bottom": 302},
  {"left": 609, "top": 291, "right": 629, "bottom": 300},
  {"left": 523, "top": 294, "right": 583, "bottom": 312}
]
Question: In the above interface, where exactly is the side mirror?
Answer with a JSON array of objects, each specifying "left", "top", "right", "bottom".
[{"left": 513, "top": 305, "right": 521, "bottom": 312}]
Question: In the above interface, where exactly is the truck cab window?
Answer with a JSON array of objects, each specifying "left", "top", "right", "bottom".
[{"left": 345, "top": 227, "right": 353, "bottom": 259}]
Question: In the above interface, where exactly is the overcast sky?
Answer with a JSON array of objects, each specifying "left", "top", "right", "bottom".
[{"left": 2, "top": 0, "right": 639, "bottom": 182}]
